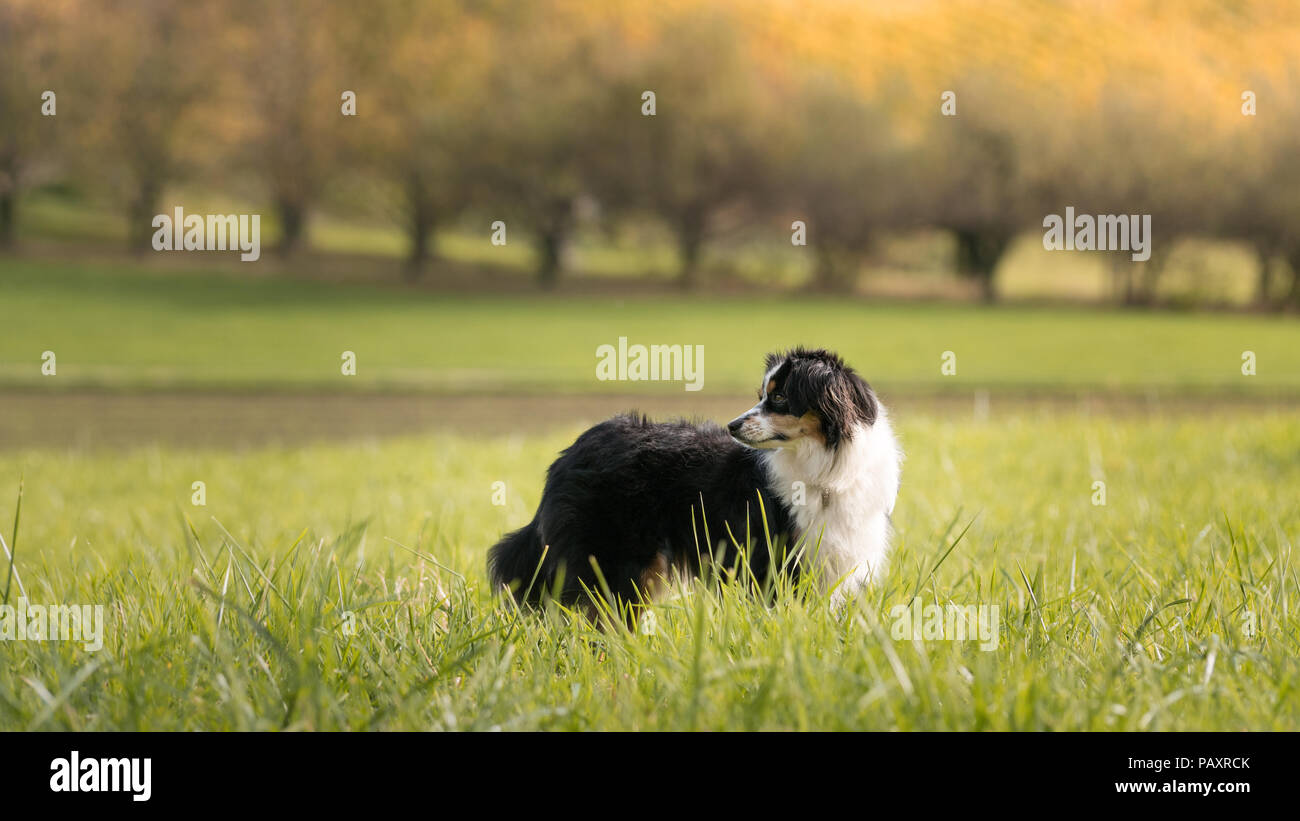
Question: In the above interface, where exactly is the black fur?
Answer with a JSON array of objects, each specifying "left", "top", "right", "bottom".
[
  {"left": 765, "top": 347, "right": 877, "bottom": 446},
  {"left": 487, "top": 347, "right": 874, "bottom": 612},
  {"left": 488, "top": 414, "right": 792, "bottom": 609}
]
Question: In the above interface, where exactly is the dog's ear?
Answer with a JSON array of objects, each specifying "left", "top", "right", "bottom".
[
  {"left": 788, "top": 361, "right": 877, "bottom": 447},
  {"left": 763, "top": 351, "right": 783, "bottom": 376},
  {"left": 781, "top": 359, "right": 816, "bottom": 416},
  {"left": 843, "top": 371, "right": 878, "bottom": 428}
]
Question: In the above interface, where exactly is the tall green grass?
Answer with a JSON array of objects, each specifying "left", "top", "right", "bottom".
[{"left": 2, "top": 409, "right": 1296, "bottom": 730}]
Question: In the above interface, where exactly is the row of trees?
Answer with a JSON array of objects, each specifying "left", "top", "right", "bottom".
[{"left": 3, "top": 0, "right": 1300, "bottom": 306}]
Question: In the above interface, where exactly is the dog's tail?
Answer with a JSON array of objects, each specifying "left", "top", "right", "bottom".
[{"left": 487, "top": 519, "right": 548, "bottom": 605}]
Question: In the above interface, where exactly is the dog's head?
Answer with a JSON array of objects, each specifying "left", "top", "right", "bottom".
[{"left": 727, "top": 348, "right": 878, "bottom": 450}]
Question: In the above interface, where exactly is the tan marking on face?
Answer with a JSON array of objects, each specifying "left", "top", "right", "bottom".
[
  {"left": 766, "top": 379, "right": 777, "bottom": 394},
  {"left": 766, "top": 411, "right": 824, "bottom": 443},
  {"left": 798, "top": 411, "right": 826, "bottom": 443}
]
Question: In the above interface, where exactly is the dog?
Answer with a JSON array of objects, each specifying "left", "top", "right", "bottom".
[{"left": 487, "top": 347, "right": 901, "bottom": 612}]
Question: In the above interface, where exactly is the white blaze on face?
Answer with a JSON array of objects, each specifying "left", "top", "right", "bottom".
[{"left": 730, "top": 360, "right": 801, "bottom": 448}]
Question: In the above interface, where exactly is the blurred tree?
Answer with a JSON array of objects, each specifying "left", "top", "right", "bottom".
[
  {"left": 1220, "top": 72, "right": 1300, "bottom": 310},
  {"left": 361, "top": 0, "right": 495, "bottom": 278},
  {"left": 1074, "top": 87, "right": 1218, "bottom": 306},
  {"left": 621, "top": 9, "right": 770, "bottom": 289},
  {"left": 1, "top": 0, "right": 1294, "bottom": 312},
  {"left": 236, "top": 0, "right": 347, "bottom": 257},
  {"left": 71, "top": 0, "right": 220, "bottom": 252},
  {"left": 472, "top": 0, "right": 611, "bottom": 289},
  {"left": 0, "top": 0, "right": 66, "bottom": 248},
  {"left": 915, "top": 77, "right": 1034, "bottom": 302},
  {"left": 773, "top": 72, "right": 908, "bottom": 291}
]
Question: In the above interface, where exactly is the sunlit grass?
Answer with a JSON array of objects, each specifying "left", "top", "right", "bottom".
[
  {"left": 2, "top": 257, "right": 1297, "bottom": 395},
  {"left": 1, "top": 409, "right": 1296, "bottom": 730}
]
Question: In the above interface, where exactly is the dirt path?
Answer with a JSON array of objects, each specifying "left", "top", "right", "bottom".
[
  {"left": 0, "top": 391, "right": 753, "bottom": 451},
  {"left": 1, "top": 390, "right": 1293, "bottom": 451}
]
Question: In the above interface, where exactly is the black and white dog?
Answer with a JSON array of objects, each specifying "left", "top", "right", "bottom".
[{"left": 488, "top": 348, "right": 901, "bottom": 611}]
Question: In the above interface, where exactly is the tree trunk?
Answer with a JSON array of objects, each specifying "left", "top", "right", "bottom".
[
  {"left": 954, "top": 229, "right": 1008, "bottom": 303},
  {"left": 535, "top": 199, "right": 572, "bottom": 289},
  {"left": 405, "top": 175, "right": 436, "bottom": 281},
  {"left": 0, "top": 191, "right": 14, "bottom": 249},
  {"left": 1134, "top": 247, "right": 1168, "bottom": 306},
  {"left": 277, "top": 198, "right": 307, "bottom": 257},
  {"left": 1110, "top": 255, "right": 1146, "bottom": 306},
  {"left": 406, "top": 217, "right": 433, "bottom": 281},
  {"left": 537, "top": 230, "right": 564, "bottom": 289},
  {"left": 1286, "top": 247, "right": 1300, "bottom": 310},
  {"left": 676, "top": 212, "right": 704, "bottom": 290},
  {"left": 0, "top": 153, "right": 16, "bottom": 249},
  {"left": 1254, "top": 243, "right": 1274, "bottom": 307},
  {"left": 128, "top": 178, "right": 162, "bottom": 254}
]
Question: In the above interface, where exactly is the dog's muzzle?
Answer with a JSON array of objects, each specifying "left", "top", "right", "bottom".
[{"left": 728, "top": 407, "right": 781, "bottom": 446}]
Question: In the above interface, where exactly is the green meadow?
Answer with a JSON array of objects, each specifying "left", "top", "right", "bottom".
[
  {"left": 1, "top": 411, "right": 1297, "bottom": 730},
  {"left": 0, "top": 256, "right": 1297, "bottom": 730},
  {"left": 0, "top": 258, "right": 1297, "bottom": 395}
]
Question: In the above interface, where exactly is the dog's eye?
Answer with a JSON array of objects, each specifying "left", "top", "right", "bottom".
[{"left": 770, "top": 393, "right": 786, "bottom": 405}]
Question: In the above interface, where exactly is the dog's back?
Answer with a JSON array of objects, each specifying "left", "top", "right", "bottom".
[{"left": 488, "top": 413, "right": 789, "bottom": 607}]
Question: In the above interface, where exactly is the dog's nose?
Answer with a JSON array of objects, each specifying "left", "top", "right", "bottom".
[{"left": 727, "top": 417, "right": 744, "bottom": 434}]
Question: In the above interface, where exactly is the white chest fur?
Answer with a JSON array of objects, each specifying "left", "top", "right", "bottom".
[{"left": 762, "top": 407, "right": 902, "bottom": 605}]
